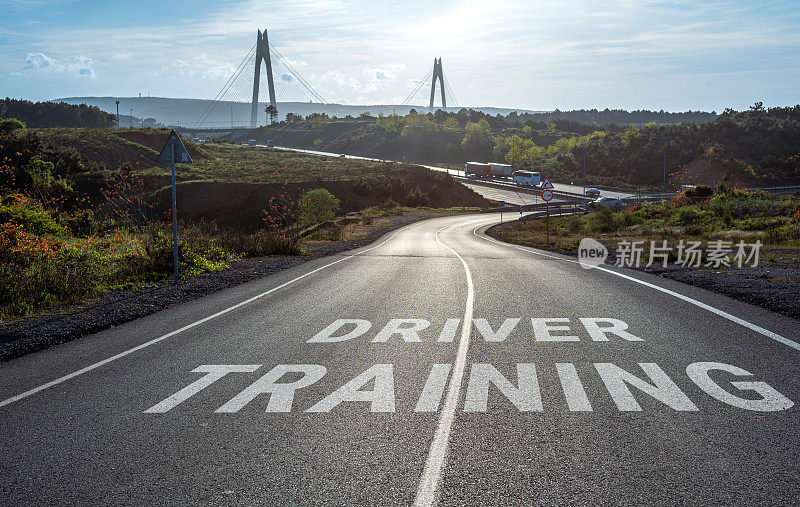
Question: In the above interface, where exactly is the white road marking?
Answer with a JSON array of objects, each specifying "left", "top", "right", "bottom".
[
  {"left": 0, "top": 230, "right": 403, "bottom": 409},
  {"left": 414, "top": 224, "right": 475, "bottom": 507},
  {"left": 474, "top": 225, "right": 800, "bottom": 352}
]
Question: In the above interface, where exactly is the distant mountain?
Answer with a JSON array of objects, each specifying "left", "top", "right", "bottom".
[{"left": 54, "top": 96, "right": 545, "bottom": 129}]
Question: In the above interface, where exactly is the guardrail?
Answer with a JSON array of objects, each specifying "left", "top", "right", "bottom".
[
  {"left": 455, "top": 176, "right": 592, "bottom": 203},
  {"left": 480, "top": 202, "right": 587, "bottom": 214}
]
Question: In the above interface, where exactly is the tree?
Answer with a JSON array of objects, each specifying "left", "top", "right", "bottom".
[
  {"left": 0, "top": 118, "right": 25, "bottom": 136},
  {"left": 265, "top": 105, "right": 278, "bottom": 124},
  {"left": 285, "top": 113, "right": 302, "bottom": 123},
  {"left": 461, "top": 119, "right": 493, "bottom": 158},
  {"left": 299, "top": 188, "right": 340, "bottom": 224}
]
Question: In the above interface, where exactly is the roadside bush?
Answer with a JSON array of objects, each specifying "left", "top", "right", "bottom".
[
  {"left": 0, "top": 118, "right": 25, "bottom": 136},
  {"left": 0, "top": 194, "right": 65, "bottom": 236},
  {"left": 671, "top": 206, "right": 702, "bottom": 226},
  {"left": 214, "top": 229, "right": 301, "bottom": 256},
  {"left": 0, "top": 224, "right": 101, "bottom": 318},
  {"left": 586, "top": 205, "right": 616, "bottom": 233},
  {"left": 299, "top": 188, "right": 340, "bottom": 225},
  {"left": 685, "top": 185, "right": 714, "bottom": 200}
]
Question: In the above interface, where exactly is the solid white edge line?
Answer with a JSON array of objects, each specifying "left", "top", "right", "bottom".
[
  {"left": 0, "top": 229, "right": 403, "bottom": 409},
  {"left": 473, "top": 224, "right": 800, "bottom": 352},
  {"left": 414, "top": 224, "right": 475, "bottom": 507}
]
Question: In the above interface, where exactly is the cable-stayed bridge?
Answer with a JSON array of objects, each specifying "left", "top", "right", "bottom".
[{"left": 187, "top": 29, "right": 459, "bottom": 134}]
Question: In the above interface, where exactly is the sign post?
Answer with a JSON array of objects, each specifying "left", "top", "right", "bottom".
[
  {"left": 541, "top": 186, "right": 554, "bottom": 246},
  {"left": 157, "top": 131, "right": 192, "bottom": 282},
  {"left": 499, "top": 200, "right": 505, "bottom": 223}
]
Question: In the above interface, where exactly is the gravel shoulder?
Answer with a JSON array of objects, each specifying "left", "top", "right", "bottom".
[
  {"left": 487, "top": 221, "right": 800, "bottom": 321},
  {"left": 0, "top": 213, "right": 444, "bottom": 361}
]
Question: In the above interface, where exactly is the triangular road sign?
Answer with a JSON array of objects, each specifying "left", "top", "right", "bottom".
[
  {"left": 541, "top": 176, "right": 554, "bottom": 189},
  {"left": 156, "top": 130, "right": 192, "bottom": 164}
]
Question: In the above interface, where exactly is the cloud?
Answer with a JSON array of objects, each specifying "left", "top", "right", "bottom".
[
  {"left": 23, "top": 52, "right": 95, "bottom": 77},
  {"left": 280, "top": 72, "right": 295, "bottom": 82},
  {"left": 362, "top": 63, "right": 406, "bottom": 92},
  {"left": 24, "top": 52, "right": 63, "bottom": 72},
  {"left": 112, "top": 53, "right": 130, "bottom": 61},
  {"left": 67, "top": 56, "right": 95, "bottom": 77},
  {"left": 315, "top": 69, "right": 361, "bottom": 90},
  {"left": 285, "top": 58, "right": 307, "bottom": 68},
  {"left": 407, "top": 79, "right": 430, "bottom": 88},
  {"left": 151, "top": 54, "right": 235, "bottom": 79},
  {"left": 203, "top": 63, "right": 235, "bottom": 79}
]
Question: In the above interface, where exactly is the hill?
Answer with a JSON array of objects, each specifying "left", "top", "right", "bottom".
[
  {"left": 255, "top": 105, "right": 799, "bottom": 190},
  {"left": 54, "top": 96, "right": 545, "bottom": 128},
  {"left": 1, "top": 98, "right": 115, "bottom": 128}
]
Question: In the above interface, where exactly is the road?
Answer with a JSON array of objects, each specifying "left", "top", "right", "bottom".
[
  {"left": 1, "top": 213, "right": 798, "bottom": 505},
  {"left": 271, "top": 145, "right": 636, "bottom": 200}
]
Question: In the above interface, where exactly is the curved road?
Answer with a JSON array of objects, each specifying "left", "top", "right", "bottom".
[
  {"left": 1, "top": 213, "right": 798, "bottom": 505},
  {"left": 271, "top": 145, "right": 636, "bottom": 199}
]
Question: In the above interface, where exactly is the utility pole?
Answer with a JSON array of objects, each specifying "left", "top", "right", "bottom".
[
  {"left": 663, "top": 134, "right": 667, "bottom": 198},
  {"left": 583, "top": 146, "right": 587, "bottom": 195},
  {"left": 130, "top": 108, "right": 133, "bottom": 129},
  {"left": 171, "top": 143, "right": 178, "bottom": 282},
  {"left": 115, "top": 100, "right": 120, "bottom": 128}
]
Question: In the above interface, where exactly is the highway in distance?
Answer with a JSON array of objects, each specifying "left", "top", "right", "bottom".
[{"left": 0, "top": 212, "right": 798, "bottom": 505}]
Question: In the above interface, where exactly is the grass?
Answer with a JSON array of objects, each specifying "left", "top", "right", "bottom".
[
  {"left": 33, "top": 127, "right": 432, "bottom": 185},
  {"left": 492, "top": 189, "right": 800, "bottom": 256}
]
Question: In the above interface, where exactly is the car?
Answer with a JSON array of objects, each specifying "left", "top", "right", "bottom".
[
  {"left": 585, "top": 188, "right": 601, "bottom": 196},
  {"left": 339, "top": 154, "right": 346, "bottom": 157},
  {"left": 588, "top": 197, "right": 623, "bottom": 210}
]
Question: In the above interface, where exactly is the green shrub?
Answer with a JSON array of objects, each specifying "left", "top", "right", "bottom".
[
  {"left": 0, "top": 242, "right": 101, "bottom": 318},
  {"left": 0, "top": 194, "right": 65, "bottom": 236},
  {"left": 0, "top": 118, "right": 25, "bottom": 136},
  {"left": 299, "top": 188, "right": 340, "bottom": 225},
  {"left": 586, "top": 206, "right": 616, "bottom": 233},
  {"left": 685, "top": 185, "right": 714, "bottom": 200}
]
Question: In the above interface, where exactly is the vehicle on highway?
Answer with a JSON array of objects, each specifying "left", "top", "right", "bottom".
[
  {"left": 585, "top": 188, "right": 601, "bottom": 196},
  {"left": 489, "top": 162, "right": 513, "bottom": 177},
  {"left": 513, "top": 170, "right": 541, "bottom": 186},
  {"left": 465, "top": 161, "right": 492, "bottom": 178},
  {"left": 248, "top": 139, "right": 258, "bottom": 146},
  {"left": 588, "top": 196, "right": 623, "bottom": 209},
  {"left": 339, "top": 153, "right": 346, "bottom": 157}
]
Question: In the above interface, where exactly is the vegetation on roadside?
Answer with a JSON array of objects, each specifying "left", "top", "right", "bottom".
[
  {"left": 492, "top": 185, "right": 800, "bottom": 255},
  {"left": 261, "top": 103, "right": 800, "bottom": 190},
  {"left": 0, "top": 120, "right": 486, "bottom": 321}
]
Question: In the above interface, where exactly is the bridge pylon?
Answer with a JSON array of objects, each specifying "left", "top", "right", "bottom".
[
  {"left": 429, "top": 57, "right": 446, "bottom": 109},
  {"left": 250, "top": 29, "right": 277, "bottom": 128}
]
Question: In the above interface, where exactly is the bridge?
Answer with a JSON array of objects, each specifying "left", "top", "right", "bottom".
[{"left": 183, "top": 29, "right": 458, "bottom": 138}]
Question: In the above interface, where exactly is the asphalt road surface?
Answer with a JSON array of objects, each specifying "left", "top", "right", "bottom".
[
  {"left": 460, "top": 181, "right": 564, "bottom": 206},
  {"left": 1, "top": 213, "right": 798, "bottom": 505}
]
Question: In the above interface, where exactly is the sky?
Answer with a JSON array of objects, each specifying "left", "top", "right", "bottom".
[{"left": 1, "top": 0, "right": 799, "bottom": 111}]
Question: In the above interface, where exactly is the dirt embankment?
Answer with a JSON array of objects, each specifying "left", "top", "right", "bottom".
[{"left": 149, "top": 167, "right": 489, "bottom": 230}]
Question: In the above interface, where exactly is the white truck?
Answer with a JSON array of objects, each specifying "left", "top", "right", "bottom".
[
  {"left": 489, "top": 163, "right": 513, "bottom": 177},
  {"left": 513, "top": 170, "right": 541, "bottom": 187}
]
